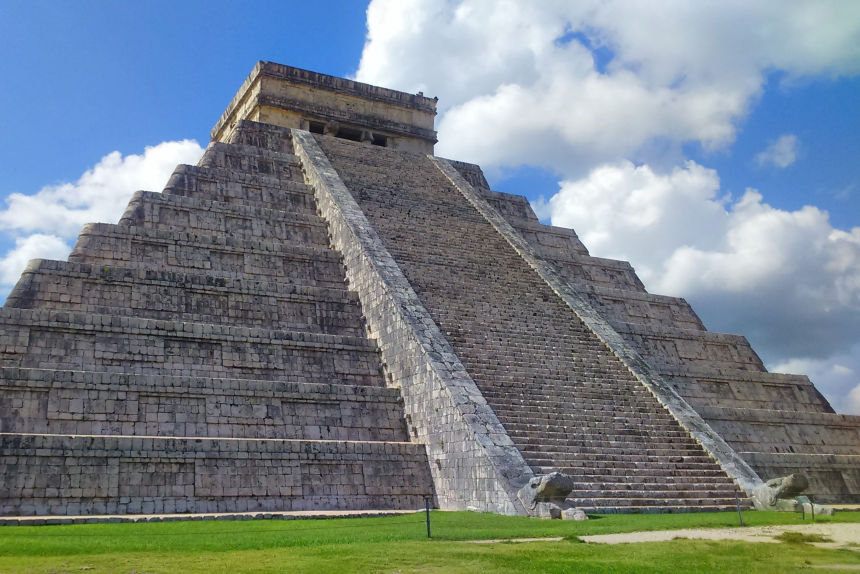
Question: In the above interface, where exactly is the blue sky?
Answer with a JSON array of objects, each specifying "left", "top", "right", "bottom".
[
  {"left": 0, "top": 1, "right": 367, "bottom": 193},
  {"left": 1, "top": 1, "right": 858, "bottom": 412}
]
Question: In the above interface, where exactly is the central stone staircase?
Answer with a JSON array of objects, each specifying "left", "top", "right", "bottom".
[{"left": 317, "top": 135, "right": 747, "bottom": 512}]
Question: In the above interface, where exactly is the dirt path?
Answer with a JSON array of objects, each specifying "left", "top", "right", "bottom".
[{"left": 580, "top": 522, "right": 860, "bottom": 549}]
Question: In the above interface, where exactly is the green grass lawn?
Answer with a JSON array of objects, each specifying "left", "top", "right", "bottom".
[{"left": 0, "top": 510, "right": 858, "bottom": 573}]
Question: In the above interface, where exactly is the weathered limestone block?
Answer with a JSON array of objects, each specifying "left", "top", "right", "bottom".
[
  {"left": 0, "top": 434, "right": 433, "bottom": 515},
  {"left": 7, "top": 260, "right": 366, "bottom": 336},
  {"left": 0, "top": 368, "right": 409, "bottom": 441},
  {"left": 67, "top": 224, "right": 345, "bottom": 286},
  {"left": 120, "top": 191, "right": 329, "bottom": 246},
  {"left": 226, "top": 120, "right": 296, "bottom": 154},
  {"left": 551, "top": 255, "right": 646, "bottom": 292},
  {"left": 663, "top": 368, "right": 834, "bottom": 412},
  {"left": 0, "top": 308, "right": 384, "bottom": 384},
  {"left": 613, "top": 323, "right": 765, "bottom": 373},
  {"left": 198, "top": 141, "right": 301, "bottom": 179},
  {"left": 751, "top": 474, "right": 834, "bottom": 516},
  {"left": 581, "top": 286, "right": 705, "bottom": 332},
  {"left": 163, "top": 164, "right": 315, "bottom": 211}
]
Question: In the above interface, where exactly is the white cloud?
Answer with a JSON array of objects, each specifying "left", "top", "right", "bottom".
[
  {"left": 544, "top": 160, "right": 727, "bottom": 283},
  {"left": 0, "top": 140, "right": 204, "bottom": 293},
  {"left": 357, "top": 0, "right": 860, "bottom": 176},
  {"left": 0, "top": 234, "right": 71, "bottom": 285},
  {"left": 756, "top": 134, "right": 800, "bottom": 168},
  {"left": 0, "top": 140, "right": 204, "bottom": 237}
]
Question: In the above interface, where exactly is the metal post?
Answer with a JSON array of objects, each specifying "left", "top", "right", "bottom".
[
  {"left": 425, "top": 496, "right": 431, "bottom": 538},
  {"left": 810, "top": 496, "right": 815, "bottom": 522},
  {"left": 735, "top": 494, "right": 745, "bottom": 526}
]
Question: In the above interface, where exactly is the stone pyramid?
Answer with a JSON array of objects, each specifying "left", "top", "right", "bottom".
[{"left": 1, "top": 62, "right": 857, "bottom": 518}]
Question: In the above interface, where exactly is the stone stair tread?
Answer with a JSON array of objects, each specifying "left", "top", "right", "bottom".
[
  {"left": 119, "top": 191, "right": 329, "bottom": 244},
  {"left": 0, "top": 431, "right": 417, "bottom": 445},
  {"left": 201, "top": 140, "right": 302, "bottom": 164},
  {"left": 167, "top": 163, "right": 310, "bottom": 191},
  {"left": 0, "top": 307, "right": 376, "bottom": 349},
  {"left": 0, "top": 366, "right": 404, "bottom": 398},
  {"left": 163, "top": 164, "right": 315, "bottom": 210},
  {"left": 8, "top": 261, "right": 367, "bottom": 336},
  {"left": 125, "top": 190, "right": 325, "bottom": 226},
  {"left": 12, "top": 259, "right": 358, "bottom": 302},
  {"left": 72, "top": 222, "right": 334, "bottom": 255}
]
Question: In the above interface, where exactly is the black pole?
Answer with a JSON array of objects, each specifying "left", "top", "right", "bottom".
[
  {"left": 425, "top": 496, "right": 431, "bottom": 538},
  {"left": 735, "top": 494, "right": 745, "bottom": 526},
  {"left": 810, "top": 497, "right": 815, "bottom": 522}
]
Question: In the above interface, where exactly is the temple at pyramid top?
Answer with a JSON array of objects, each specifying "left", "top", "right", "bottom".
[{"left": 212, "top": 61, "right": 438, "bottom": 153}]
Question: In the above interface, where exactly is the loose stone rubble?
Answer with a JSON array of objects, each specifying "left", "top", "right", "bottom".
[{"left": 1, "top": 61, "right": 857, "bottom": 518}]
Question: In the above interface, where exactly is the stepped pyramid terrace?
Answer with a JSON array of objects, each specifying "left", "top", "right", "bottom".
[{"left": 1, "top": 61, "right": 858, "bottom": 519}]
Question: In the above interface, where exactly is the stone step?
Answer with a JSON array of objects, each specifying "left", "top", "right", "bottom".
[
  {"left": 526, "top": 456, "right": 724, "bottom": 472},
  {"left": 550, "top": 257, "right": 646, "bottom": 292},
  {"left": 0, "top": 367, "right": 407, "bottom": 441},
  {"left": 489, "top": 402, "right": 671, "bottom": 418},
  {"left": 226, "top": 120, "right": 295, "bottom": 154},
  {"left": 0, "top": 433, "right": 433, "bottom": 516},
  {"left": 73, "top": 221, "right": 330, "bottom": 257},
  {"left": 578, "top": 283, "right": 706, "bottom": 332},
  {"left": 579, "top": 505, "right": 743, "bottom": 514},
  {"left": 68, "top": 223, "right": 345, "bottom": 286},
  {"left": 513, "top": 439, "right": 704, "bottom": 453},
  {"left": 698, "top": 406, "right": 860, "bottom": 427},
  {"left": 0, "top": 308, "right": 384, "bottom": 385},
  {"left": 573, "top": 500, "right": 744, "bottom": 513},
  {"left": 489, "top": 398, "right": 668, "bottom": 412},
  {"left": 507, "top": 218, "right": 589, "bottom": 259},
  {"left": 198, "top": 141, "right": 302, "bottom": 179},
  {"left": 475, "top": 185, "right": 540, "bottom": 222},
  {"left": 459, "top": 365, "right": 639, "bottom": 380},
  {"left": 164, "top": 164, "right": 315, "bottom": 211},
  {"left": 481, "top": 384, "right": 660, "bottom": 399},
  {"left": 120, "top": 190, "right": 329, "bottom": 246},
  {"left": 8, "top": 260, "right": 366, "bottom": 336},
  {"left": 490, "top": 401, "right": 675, "bottom": 417},
  {"left": 501, "top": 420, "right": 696, "bottom": 437},
  {"left": 515, "top": 442, "right": 710, "bottom": 456},
  {"left": 662, "top": 366, "right": 834, "bottom": 412},
  {"left": 534, "top": 464, "right": 732, "bottom": 478},
  {"left": 565, "top": 476, "right": 738, "bottom": 489},
  {"left": 502, "top": 421, "right": 689, "bottom": 436},
  {"left": 567, "top": 488, "right": 740, "bottom": 501},
  {"left": 698, "top": 406, "right": 860, "bottom": 455},
  {"left": 512, "top": 434, "right": 705, "bottom": 449},
  {"left": 524, "top": 458, "right": 724, "bottom": 473},
  {"left": 611, "top": 321, "right": 764, "bottom": 372},
  {"left": 505, "top": 427, "right": 697, "bottom": 445}
]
